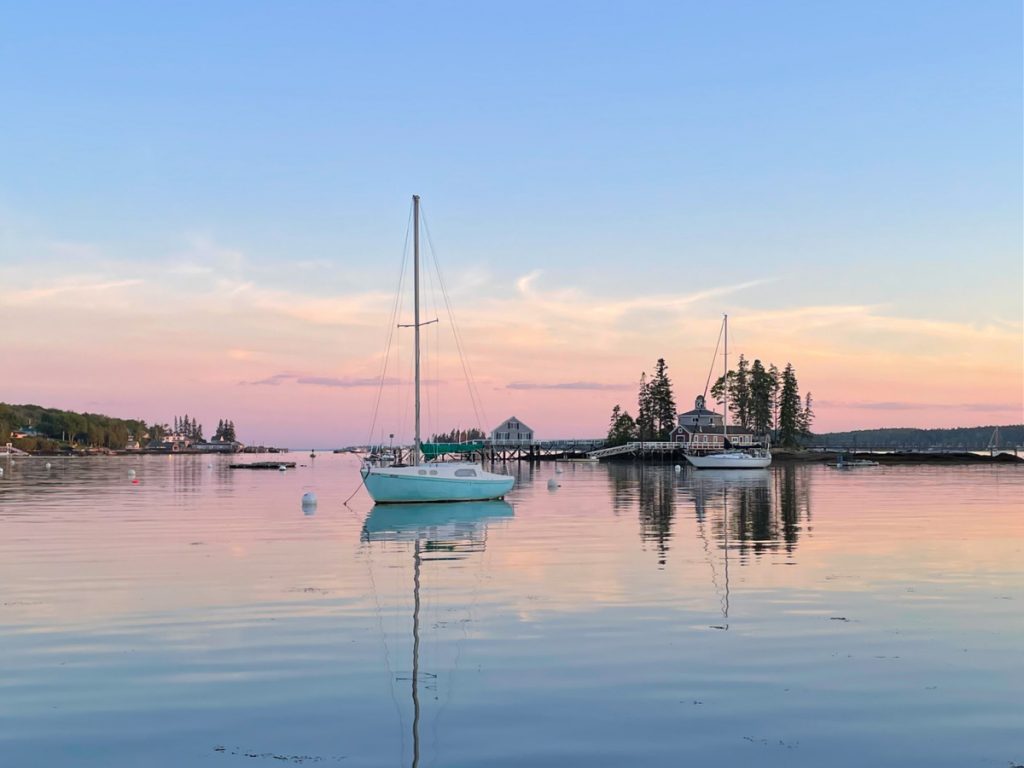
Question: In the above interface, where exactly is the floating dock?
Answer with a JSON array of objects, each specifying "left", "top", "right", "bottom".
[{"left": 229, "top": 461, "right": 297, "bottom": 469}]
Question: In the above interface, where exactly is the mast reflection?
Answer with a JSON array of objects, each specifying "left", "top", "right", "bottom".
[{"left": 361, "top": 501, "right": 514, "bottom": 768}]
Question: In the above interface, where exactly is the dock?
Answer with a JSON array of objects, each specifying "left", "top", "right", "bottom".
[{"left": 229, "top": 461, "right": 297, "bottom": 469}]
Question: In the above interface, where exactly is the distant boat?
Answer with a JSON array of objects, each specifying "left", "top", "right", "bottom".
[
  {"left": 827, "top": 453, "right": 879, "bottom": 469},
  {"left": 685, "top": 314, "right": 772, "bottom": 470},
  {"left": 361, "top": 196, "right": 515, "bottom": 504}
]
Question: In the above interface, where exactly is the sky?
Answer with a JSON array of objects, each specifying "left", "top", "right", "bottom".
[{"left": 1, "top": 1, "right": 1021, "bottom": 447}]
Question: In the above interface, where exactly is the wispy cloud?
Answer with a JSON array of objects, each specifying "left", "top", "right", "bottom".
[
  {"left": 8, "top": 278, "right": 144, "bottom": 303},
  {"left": 240, "top": 373, "right": 405, "bottom": 388},
  {"left": 296, "top": 376, "right": 398, "bottom": 388},
  {"left": 507, "top": 381, "right": 631, "bottom": 391}
]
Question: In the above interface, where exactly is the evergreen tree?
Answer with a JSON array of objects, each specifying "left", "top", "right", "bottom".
[
  {"left": 768, "top": 364, "right": 781, "bottom": 440},
  {"left": 648, "top": 358, "right": 677, "bottom": 440},
  {"left": 748, "top": 359, "right": 774, "bottom": 436},
  {"left": 606, "top": 404, "right": 637, "bottom": 446},
  {"left": 710, "top": 373, "right": 730, "bottom": 411},
  {"left": 799, "top": 392, "right": 814, "bottom": 439},
  {"left": 636, "top": 373, "right": 655, "bottom": 441},
  {"left": 777, "top": 363, "right": 802, "bottom": 447},
  {"left": 732, "top": 355, "right": 751, "bottom": 428}
]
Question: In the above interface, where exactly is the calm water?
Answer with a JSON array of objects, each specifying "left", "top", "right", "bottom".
[{"left": 1, "top": 454, "right": 1021, "bottom": 767}]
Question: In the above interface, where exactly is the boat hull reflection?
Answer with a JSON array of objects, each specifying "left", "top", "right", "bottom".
[{"left": 363, "top": 500, "right": 514, "bottom": 542}]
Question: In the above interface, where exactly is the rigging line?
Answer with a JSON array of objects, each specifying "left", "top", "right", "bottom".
[
  {"left": 367, "top": 202, "right": 414, "bottom": 445},
  {"left": 701, "top": 316, "right": 726, "bottom": 405},
  {"left": 419, "top": 209, "right": 488, "bottom": 432}
]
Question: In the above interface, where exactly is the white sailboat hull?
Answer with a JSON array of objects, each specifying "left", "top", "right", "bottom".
[
  {"left": 362, "top": 462, "right": 514, "bottom": 503},
  {"left": 686, "top": 452, "right": 772, "bottom": 469}
]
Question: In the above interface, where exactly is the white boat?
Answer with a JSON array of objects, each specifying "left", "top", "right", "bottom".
[
  {"left": 361, "top": 196, "right": 515, "bottom": 504},
  {"left": 687, "top": 451, "right": 771, "bottom": 469},
  {"left": 685, "top": 314, "right": 772, "bottom": 470}
]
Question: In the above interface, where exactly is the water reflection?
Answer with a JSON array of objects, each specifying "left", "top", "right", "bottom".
[
  {"left": 688, "top": 465, "right": 811, "bottom": 563},
  {"left": 361, "top": 501, "right": 514, "bottom": 768},
  {"left": 606, "top": 463, "right": 813, "bottom": 566}
]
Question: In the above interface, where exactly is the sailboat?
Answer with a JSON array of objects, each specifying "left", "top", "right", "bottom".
[
  {"left": 361, "top": 196, "right": 515, "bottom": 503},
  {"left": 686, "top": 314, "right": 772, "bottom": 469}
]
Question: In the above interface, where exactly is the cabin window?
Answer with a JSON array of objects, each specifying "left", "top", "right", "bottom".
[
  {"left": 429, "top": 470, "right": 438, "bottom": 475},
  {"left": 418, "top": 470, "right": 427, "bottom": 475},
  {"left": 454, "top": 469, "right": 477, "bottom": 477}
]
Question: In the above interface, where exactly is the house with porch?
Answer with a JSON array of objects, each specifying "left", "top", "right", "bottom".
[
  {"left": 671, "top": 395, "right": 760, "bottom": 452},
  {"left": 491, "top": 416, "right": 534, "bottom": 445}
]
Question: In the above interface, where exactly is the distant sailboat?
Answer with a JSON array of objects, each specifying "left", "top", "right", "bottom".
[
  {"left": 686, "top": 314, "right": 772, "bottom": 470},
  {"left": 361, "top": 196, "right": 515, "bottom": 503}
]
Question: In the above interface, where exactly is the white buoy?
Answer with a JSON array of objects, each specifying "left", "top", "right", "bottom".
[
  {"left": 128, "top": 469, "right": 136, "bottom": 479},
  {"left": 555, "top": 467, "right": 563, "bottom": 474},
  {"left": 674, "top": 465, "right": 682, "bottom": 472},
  {"left": 45, "top": 462, "right": 52, "bottom": 470},
  {"left": 278, "top": 464, "right": 287, "bottom": 471},
  {"left": 301, "top": 492, "right": 317, "bottom": 515},
  {"left": 0, "top": 467, "right": 4, "bottom": 477},
  {"left": 547, "top": 478, "right": 559, "bottom": 490}
]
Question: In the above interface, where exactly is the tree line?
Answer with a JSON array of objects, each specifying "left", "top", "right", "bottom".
[
  {"left": 606, "top": 356, "right": 814, "bottom": 448},
  {"left": 1, "top": 403, "right": 242, "bottom": 450},
  {"left": 0, "top": 403, "right": 148, "bottom": 451},
  {"left": 710, "top": 355, "right": 813, "bottom": 447},
  {"left": 428, "top": 427, "right": 485, "bottom": 443},
  {"left": 807, "top": 425, "right": 1023, "bottom": 451}
]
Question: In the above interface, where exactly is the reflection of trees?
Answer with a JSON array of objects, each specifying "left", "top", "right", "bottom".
[
  {"left": 686, "top": 464, "right": 812, "bottom": 563},
  {"left": 607, "top": 463, "right": 813, "bottom": 567},
  {"left": 608, "top": 464, "right": 678, "bottom": 567},
  {"left": 637, "top": 468, "right": 676, "bottom": 567}
]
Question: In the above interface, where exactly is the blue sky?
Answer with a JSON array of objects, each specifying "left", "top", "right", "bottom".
[{"left": 0, "top": 1, "right": 1021, "bottom": 443}]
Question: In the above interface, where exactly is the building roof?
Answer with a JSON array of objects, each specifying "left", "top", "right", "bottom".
[
  {"left": 679, "top": 407, "right": 720, "bottom": 417},
  {"left": 493, "top": 416, "right": 533, "bottom": 431}
]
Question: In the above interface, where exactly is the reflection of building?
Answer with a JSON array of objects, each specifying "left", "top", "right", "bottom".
[
  {"left": 491, "top": 416, "right": 534, "bottom": 445},
  {"left": 671, "top": 395, "right": 758, "bottom": 452}
]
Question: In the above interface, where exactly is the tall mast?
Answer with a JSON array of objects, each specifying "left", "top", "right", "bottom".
[
  {"left": 723, "top": 314, "right": 728, "bottom": 444},
  {"left": 413, "top": 195, "right": 421, "bottom": 466}
]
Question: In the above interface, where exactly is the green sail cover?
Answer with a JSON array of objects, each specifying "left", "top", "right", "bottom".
[{"left": 421, "top": 441, "right": 485, "bottom": 459}]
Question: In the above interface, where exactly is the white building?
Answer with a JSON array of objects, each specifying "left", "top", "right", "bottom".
[{"left": 491, "top": 416, "right": 534, "bottom": 445}]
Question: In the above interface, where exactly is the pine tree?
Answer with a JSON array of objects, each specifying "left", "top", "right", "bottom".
[
  {"left": 648, "top": 358, "right": 677, "bottom": 440},
  {"left": 710, "top": 373, "right": 730, "bottom": 410},
  {"left": 768, "top": 364, "right": 781, "bottom": 440},
  {"left": 636, "top": 373, "right": 655, "bottom": 441},
  {"left": 732, "top": 355, "right": 751, "bottom": 428},
  {"left": 748, "top": 359, "right": 774, "bottom": 436},
  {"left": 607, "top": 404, "right": 637, "bottom": 446},
  {"left": 799, "top": 392, "right": 814, "bottom": 439},
  {"left": 777, "top": 363, "right": 802, "bottom": 447}
]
